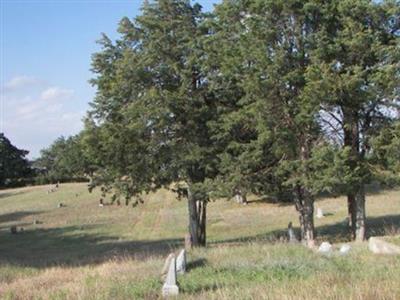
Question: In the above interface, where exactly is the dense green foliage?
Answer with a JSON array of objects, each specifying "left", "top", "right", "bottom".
[
  {"left": 0, "top": 133, "right": 31, "bottom": 188},
  {"left": 371, "top": 121, "right": 400, "bottom": 184},
  {"left": 34, "top": 135, "right": 90, "bottom": 184}
]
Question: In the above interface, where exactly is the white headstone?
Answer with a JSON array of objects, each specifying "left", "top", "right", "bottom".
[
  {"left": 316, "top": 208, "right": 324, "bottom": 219},
  {"left": 287, "top": 222, "right": 297, "bottom": 243},
  {"left": 162, "top": 256, "right": 179, "bottom": 297},
  {"left": 161, "top": 253, "right": 175, "bottom": 276},
  {"left": 339, "top": 244, "right": 351, "bottom": 254},
  {"left": 369, "top": 237, "right": 400, "bottom": 255},
  {"left": 176, "top": 249, "right": 186, "bottom": 274},
  {"left": 318, "top": 241, "right": 332, "bottom": 253}
]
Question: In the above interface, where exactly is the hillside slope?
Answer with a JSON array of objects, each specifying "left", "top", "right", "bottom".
[{"left": 0, "top": 184, "right": 399, "bottom": 299}]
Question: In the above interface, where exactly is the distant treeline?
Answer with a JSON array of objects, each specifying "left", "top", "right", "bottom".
[{"left": 0, "top": 133, "right": 90, "bottom": 189}]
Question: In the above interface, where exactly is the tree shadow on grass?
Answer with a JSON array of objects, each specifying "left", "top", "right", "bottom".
[
  {"left": 211, "top": 214, "right": 400, "bottom": 245},
  {"left": 187, "top": 258, "right": 208, "bottom": 271},
  {"left": 247, "top": 196, "right": 293, "bottom": 207},
  {"left": 316, "top": 214, "right": 400, "bottom": 243},
  {"left": 0, "top": 225, "right": 183, "bottom": 268},
  {"left": 0, "top": 211, "right": 46, "bottom": 232},
  {"left": 209, "top": 228, "right": 287, "bottom": 246},
  {"left": 0, "top": 191, "right": 27, "bottom": 199},
  {"left": 0, "top": 211, "right": 44, "bottom": 224}
]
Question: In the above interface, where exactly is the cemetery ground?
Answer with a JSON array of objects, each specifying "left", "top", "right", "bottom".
[{"left": 0, "top": 183, "right": 399, "bottom": 299}]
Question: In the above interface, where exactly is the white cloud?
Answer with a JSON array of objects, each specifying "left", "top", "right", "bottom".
[
  {"left": 3, "top": 75, "right": 41, "bottom": 92},
  {"left": 1, "top": 77, "right": 84, "bottom": 158},
  {"left": 40, "top": 86, "right": 74, "bottom": 101}
]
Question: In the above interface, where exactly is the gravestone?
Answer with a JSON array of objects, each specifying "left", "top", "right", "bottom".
[
  {"left": 161, "top": 253, "right": 175, "bottom": 277},
  {"left": 176, "top": 249, "right": 186, "bottom": 274},
  {"left": 185, "top": 233, "right": 192, "bottom": 250},
  {"left": 10, "top": 226, "right": 17, "bottom": 234},
  {"left": 99, "top": 199, "right": 104, "bottom": 207},
  {"left": 318, "top": 241, "right": 332, "bottom": 254},
  {"left": 316, "top": 208, "right": 324, "bottom": 219},
  {"left": 162, "top": 256, "right": 179, "bottom": 297},
  {"left": 287, "top": 222, "right": 298, "bottom": 243},
  {"left": 369, "top": 237, "right": 400, "bottom": 255},
  {"left": 58, "top": 203, "right": 64, "bottom": 208},
  {"left": 340, "top": 244, "right": 351, "bottom": 254}
]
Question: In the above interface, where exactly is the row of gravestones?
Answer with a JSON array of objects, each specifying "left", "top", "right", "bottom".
[
  {"left": 289, "top": 220, "right": 400, "bottom": 255},
  {"left": 161, "top": 249, "right": 186, "bottom": 297},
  {"left": 288, "top": 221, "right": 352, "bottom": 254}
]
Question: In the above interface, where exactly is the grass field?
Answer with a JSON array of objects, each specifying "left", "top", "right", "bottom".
[{"left": 0, "top": 183, "right": 399, "bottom": 299}]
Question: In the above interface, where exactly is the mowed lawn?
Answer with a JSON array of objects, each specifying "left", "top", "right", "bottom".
[{"left": 0, "top": 183, "right": 399, "bottom": 299}]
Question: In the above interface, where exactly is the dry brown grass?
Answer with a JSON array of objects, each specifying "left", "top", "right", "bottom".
[{"left": 0, "top": 184, "right": 399, "bottom": 299}]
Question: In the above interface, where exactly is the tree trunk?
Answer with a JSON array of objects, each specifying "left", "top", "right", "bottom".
[
  {"left": 187, "top": 185, "right": 206, "bottom": 247},
  {"left": 302, "top": 195, "right": 315, "bottom": 248},
  {"left": 343, "top": 108, "right": 364, "bottom": 240},
  {"left": 293, "top": 185, "right": 315, "bottom": 248},
  {"left": 347, "top": 193, "right": 356, "bottom": 238},
  {"left": 197, "top": 199, "right": 206, "bottom": 246},
  {"left": 354, "top": 185, "right": 366, "bottom": 241}
]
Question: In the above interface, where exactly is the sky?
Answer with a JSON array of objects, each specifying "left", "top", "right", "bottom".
[{"left": 0, "top": 0, "right": 220, "bottom": 159}]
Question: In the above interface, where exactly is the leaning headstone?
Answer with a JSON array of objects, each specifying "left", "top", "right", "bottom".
[
  {"left": 185, "top": 233, "right": 192, "bottom": 250},
  {"left": 316, "top": 208, "right": 324, "bottom": 219},
  {"left": 318, "top": 241, "right": 332, "bottom": 254},
  {"left": 176, "top": 249, "right": 186, "bottom": 274},
  {"left": 369, "top": 237, "right": 400, "bottom": 255},
  {"left": 339, "top": 244, "right": 351, "bottom": 255},
  {"left": 161, "top": 253, "right": 175, "bottom": 277},
  {"left": 162, "top": 256, "right": 179, "bottom": 297},
  {"left": 287, "top": 222, "right": 298, "bottom": 243}
]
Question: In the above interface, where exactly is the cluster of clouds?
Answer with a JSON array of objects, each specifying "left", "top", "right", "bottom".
[{"left": 1, "top": 75, "right": 85, "bottom": 158}]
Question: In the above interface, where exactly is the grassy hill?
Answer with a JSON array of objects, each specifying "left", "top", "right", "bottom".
[{"left": 0, "top": 183, "right": 399, "bottom": 299}]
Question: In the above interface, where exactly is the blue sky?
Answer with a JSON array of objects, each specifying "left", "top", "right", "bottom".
[{"left": 1, "top": 0, "right": 220, "bottom": 159}]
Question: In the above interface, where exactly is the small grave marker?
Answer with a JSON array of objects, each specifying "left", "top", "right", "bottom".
[{"left": 162, "top": 256, "right": 179, "bottom": 297}]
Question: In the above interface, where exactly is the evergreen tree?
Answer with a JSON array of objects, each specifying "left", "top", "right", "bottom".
[
  {"left": 0, "top": 133, "right": 31, "bottom": 188},
  {"left": 84, "top": 0, "right": 217, "bottom": 246},
  {"left": 371, "top": 121, "right": 400, "bottom": 185},
  {"left": 206, "top": 0, "right": 340, "bottom": 247},
  {"left": 305, "top": 0, "right": 400, "bottom": 240}
]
